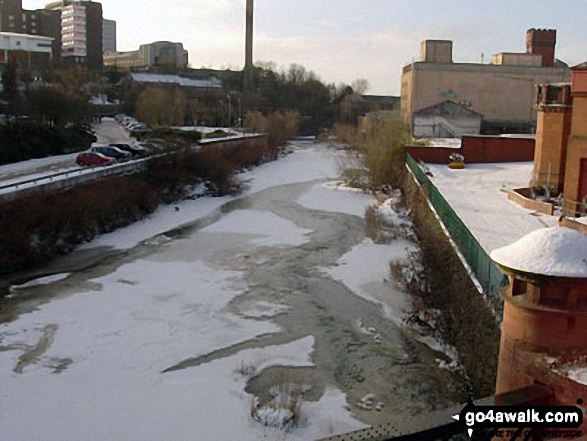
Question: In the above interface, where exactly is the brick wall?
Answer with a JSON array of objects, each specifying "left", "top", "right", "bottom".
[
  {"left": 406, "top": 135, "right": 535, "bottom": 164},
  {"left": 404, "top": 146, "right": 460, "bottom": 163},
  {"left": 461, "top": 136, "right": 535, "bottom": 163}
]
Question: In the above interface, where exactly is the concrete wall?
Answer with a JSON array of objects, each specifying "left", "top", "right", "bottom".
[
  {"left": 0, "top": 160, "right": 147, "bottom": 202},
  {"left": 414, "top": 114, "right": 481, "bottom": 138},
  {"left": 507, "top": 188, "right": 554, "bottom": 215}
]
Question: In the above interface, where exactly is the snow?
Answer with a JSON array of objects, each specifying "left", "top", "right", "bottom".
[
  {"left": 426, "top": 162, "right": 558, "bottom": 253},
  {"left": 324, "top": 238, "right": 417, "bottom": 322},
  {"left": 242, "top": 144, "right": 342, "bottom": 194},
  {"left": 421, "top": 138, "right": 462, "bottom": 148},
  {"left": 131, "top": 73, "right": 222, "bottom": 89},
  {"left": 200, "top": 209, "right": 312, "bottom": 246},
  {"left": 83, "top": 142, "right": 343, "bottom": 251},
  {"left": 0, "top": 153, "right": 78, "bottom": 183},
  {"left": 0, "top": 283, "right": 362, "bottom": 441},
  {"left": 80, "top": 196, "right": 230, "bottom": 250},
  {"left": 490, "top": 227, "right": 587, "bottom": 278},
  {"left": 240, "top": 301, "right": 292, "bottom": 319},
  {"left": 9, "top": 273, "right": 70, "bottom": 292},
  {"left": 297, "top": 181, "right": 373, "bottom": 217}
]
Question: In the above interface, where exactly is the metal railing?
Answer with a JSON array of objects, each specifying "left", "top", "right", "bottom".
[{"left": 405, "top": 154, "right": 508, "bottom": 304}]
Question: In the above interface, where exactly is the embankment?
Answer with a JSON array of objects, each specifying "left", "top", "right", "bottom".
[
  {"left": 0, "top": 135, "right": 270, "bottom": 276},
  {"left": 402, "top": 165, "right": 501, "bottom": 398}
]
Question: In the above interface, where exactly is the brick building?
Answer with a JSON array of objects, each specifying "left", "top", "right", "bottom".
[{"left": 532, "top": 65, "right": 587, "bottom": 214}]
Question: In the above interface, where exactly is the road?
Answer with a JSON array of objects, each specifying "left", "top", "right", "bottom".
[{"left": 0, "top": 119, "right": 134, "bottom": 186}]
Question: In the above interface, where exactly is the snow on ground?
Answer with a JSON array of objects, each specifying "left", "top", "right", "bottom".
[
  {"left": 0, "top": 329, "right": 361, "bottom": 441},
  {"left": 0, "top": 273, "right": 362, "bottom": 441},
  {"left": 324, "top": 238, "right": 417, "bottom": 323},
  {"left": 240, "top": 301, "right": 292, "bottom": 319},
  {"left": 201, "top": 209, "right": 312, "bottom": 246},
  {"left": 80, "top": 196, "right": 231, "bottom": 250},
  {"left": 83, "top": 142, "right": 343, "bottom": 251},
  {"left": 297, "top": 181, "right": 373, "bottom": 218},
  {"left": 421, "top": 138, "right": 462, "bottom": 148},
  {"left": 0, "top": 153, "right": 79, "bottom": 183},
  {"left": 426, "top": 162, "right": 558, "bottom": 253},
  {"left": 241, "top": 143, "right": 343, "bottom": 195}
]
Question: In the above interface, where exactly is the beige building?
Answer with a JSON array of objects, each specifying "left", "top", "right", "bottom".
[
  {"left": 104, "top": 41, "right": 188, "bottom": 70},
  {"left": 401, "top": 29, "right": 571, "bottom": 134}
]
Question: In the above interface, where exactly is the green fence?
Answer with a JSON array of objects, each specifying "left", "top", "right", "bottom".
[{"left": 406, "top": 154, "right": 508, "bottom": 303}]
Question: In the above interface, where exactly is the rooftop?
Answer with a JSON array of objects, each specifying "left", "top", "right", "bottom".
[
  {"left": 425, "top": 162, "right": 558, "bottom": 253},
  {"left": 130, "top": 73, "right": 222, "bottom": 89},
  {"left": 491, "top": 227, "right": 587, "bottom": 278}
]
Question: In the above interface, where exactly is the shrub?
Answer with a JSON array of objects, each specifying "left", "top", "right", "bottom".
[
  {"left": 244, "top": 110, "right": 300, "bottom": 150},
  {"left": 361, "top": 119, "right": 409, "bottom": 189}
]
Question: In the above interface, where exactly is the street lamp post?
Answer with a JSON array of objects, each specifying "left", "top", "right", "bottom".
[{"left": 227, "top": 94, "right": 232, "bottom": 127}]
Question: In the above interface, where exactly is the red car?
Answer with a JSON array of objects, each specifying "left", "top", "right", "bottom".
[{"left": 76, "top": 152, "right": 116, "bottom": 166}]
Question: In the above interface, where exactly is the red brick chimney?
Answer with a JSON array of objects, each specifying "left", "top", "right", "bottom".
[{"left": 526, "top": 28, "right": 557, "bottom": 68}]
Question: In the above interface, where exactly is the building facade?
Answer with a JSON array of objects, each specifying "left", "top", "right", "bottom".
[
  {"left": 531, "top": 65, "right": 587, "bottom": 215},
  {"left": 104, "top": 41, "right": 188, "bottom": 70},
  {"left": 102, "top": 17, "right": 115, "bottom": 52},
  {"left": 401, "top": 29, "right": 571, "bottom": 135},
  {"left": 0, "top": 31, "right": 53, "bottom": 70},
  {"left": 45, "top": 0, "right": 103, "bottom": 70}
]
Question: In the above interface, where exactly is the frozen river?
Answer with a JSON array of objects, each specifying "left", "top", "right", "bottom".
[{"left": 0, "top": 141, "right": 464, "bottom": 440}]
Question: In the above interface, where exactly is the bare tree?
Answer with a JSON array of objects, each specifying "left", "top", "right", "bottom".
[{"left": 351, "top": 78, "right": 370, "bottom": 95}]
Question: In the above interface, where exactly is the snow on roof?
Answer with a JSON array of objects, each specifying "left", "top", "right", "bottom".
[
  {"left": 490, "top": 227, "right": 587, "bottom": 278},
  {"left": 130, "top": 73, "right": 222, "bottom": 89}
]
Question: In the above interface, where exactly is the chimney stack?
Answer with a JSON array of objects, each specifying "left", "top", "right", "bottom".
[
  {"left": 526, "top": 28, "right": 557, "bottom": 68},
  {"left": 244, "top": 0, "right": 254, "bottom": 94}
]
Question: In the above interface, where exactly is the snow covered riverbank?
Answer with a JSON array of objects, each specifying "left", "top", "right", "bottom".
[{"left": 0, "top": 141, "right": 463, "bottom": 440}]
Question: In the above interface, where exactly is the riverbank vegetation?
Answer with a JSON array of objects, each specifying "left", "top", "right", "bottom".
[
  {"left": 335, "top": 119, "right": 500, "bottom": 397},
  {"left": 0, "top": 119, "right": 295, "bottom": 276}
]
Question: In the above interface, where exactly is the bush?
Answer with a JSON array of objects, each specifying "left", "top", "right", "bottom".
[
  {"left": 0, "top": 124, "right": 92, "bottom": 165},
  {"left": 361, "top": 119, "right": 409, "bottom": 189},
  {"left": 244, "top": 110, "right": 300, "bottom": 150}
]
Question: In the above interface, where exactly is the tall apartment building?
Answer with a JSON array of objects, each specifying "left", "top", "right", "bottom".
[
  {"left": 104, "top": 41, "right": 188, "bottom": 70},
  {"left": 22, "top": 8, "right": 61, "bottom": 58},
  {"left": 401, "top": 29, "right": 571, "bottom": 134},
  {"left": 102, "top": 17, "right": 115, "bottom": 52},
  {"left": 44, "top": 0, "right": 103, "bottom": 70},
  {"left": 0, "top": 0, "right": 22, "bottom": 33}
]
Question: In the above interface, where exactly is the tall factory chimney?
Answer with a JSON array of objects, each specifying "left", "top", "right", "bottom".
[{"left": 244, "top": 0, "right": 254, "bottom": 94}]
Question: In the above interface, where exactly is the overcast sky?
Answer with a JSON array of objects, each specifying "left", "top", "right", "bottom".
[{"left": 24, "top": 0, "right": 586, "bottom": 95}]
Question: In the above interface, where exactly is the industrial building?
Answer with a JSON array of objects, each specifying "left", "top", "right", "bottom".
[{"left": 401, "top": 29, "right": 571, "bottom": 135}]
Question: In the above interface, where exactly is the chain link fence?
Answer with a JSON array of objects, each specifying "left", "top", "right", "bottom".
[{"left": 406, "top": 154, "right": 508, "bottom": 304}]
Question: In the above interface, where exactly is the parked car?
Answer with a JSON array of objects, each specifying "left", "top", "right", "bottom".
[
  {"left": 136, "top": 142, "right": 165, "bottom": 153},
  {"left": 123, "top": 119, "right": 138, "bottom": 128},
  {"left": 76, "top": 152, "right": 115, "bottom": 167},
  {"left": 90, "top": 145, "right": 132, "bottom": 161},
  {"left": 129, "top": 124, "right": 149, "bottom": 133},
  {"left": 110, "top": 143, "right": 149, "bottom": 157}
]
